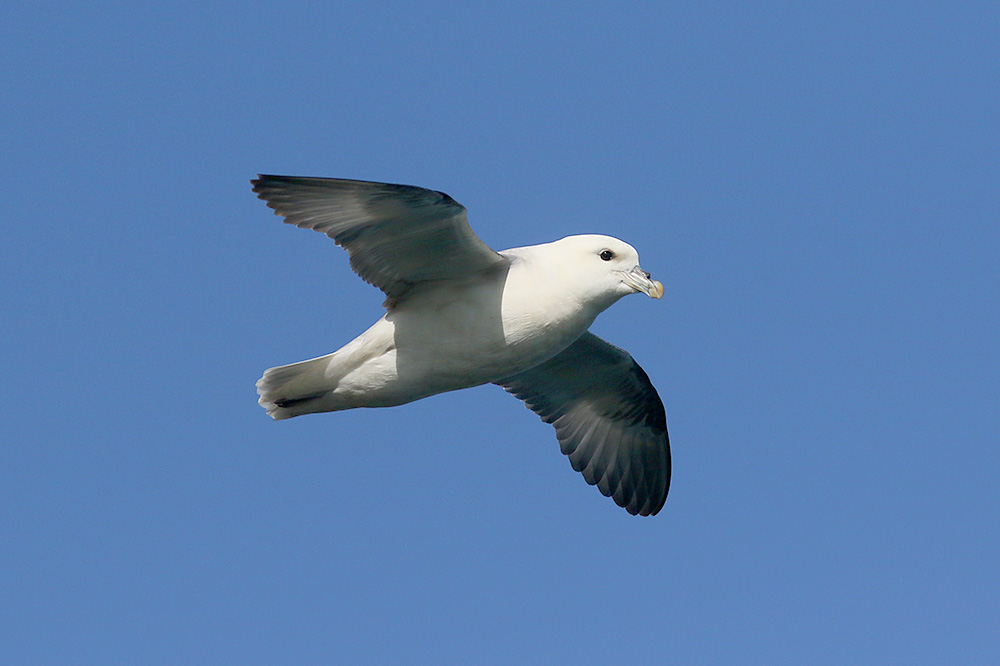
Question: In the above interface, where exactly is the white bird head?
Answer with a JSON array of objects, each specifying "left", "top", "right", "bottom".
[{"left": 550, "top": 234, "right": 664, "bottom": 306}]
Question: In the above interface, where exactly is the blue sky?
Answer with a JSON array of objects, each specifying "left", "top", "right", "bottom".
[{"left": 2, "top": 2, "right": 998, "bottom": 663}]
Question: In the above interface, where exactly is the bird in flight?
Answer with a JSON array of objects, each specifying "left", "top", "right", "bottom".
[{"left": 253, "top": 175, "right": 671, "bottom": 515}]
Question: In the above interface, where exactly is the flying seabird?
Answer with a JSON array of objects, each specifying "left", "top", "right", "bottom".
[{"left": 253, "top": 175, "right": 671, "bottom": 515}]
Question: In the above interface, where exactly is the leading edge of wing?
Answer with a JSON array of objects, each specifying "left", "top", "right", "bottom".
[{"left": 251, "top": 175, "right": 509, "bottom": 302}]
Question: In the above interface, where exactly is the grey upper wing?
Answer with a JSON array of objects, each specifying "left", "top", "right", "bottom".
[
  {"left": 495, "top": 332, "right": 670, "bottom": 516},
  {"left": 251, "top": 175, "right": 509, "bottom": 302}
]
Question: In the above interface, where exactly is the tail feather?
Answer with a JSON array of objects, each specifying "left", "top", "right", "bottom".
[{"left": 256, "top": 353, "right": 338, "bottom": 420}]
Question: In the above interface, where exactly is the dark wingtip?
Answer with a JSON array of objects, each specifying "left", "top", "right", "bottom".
[
  {"left": 251, "top": 174, "right": 278, "bottom": 193},
  {"left": 250, "top": 174, "right": 289, "bottom": 208}
]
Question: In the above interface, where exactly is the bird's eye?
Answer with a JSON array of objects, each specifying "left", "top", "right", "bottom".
[{"left": 599, "top": 250, "right": 614, "bottom": 261}]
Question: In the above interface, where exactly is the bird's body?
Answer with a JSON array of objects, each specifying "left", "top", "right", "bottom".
[
  {"left": 253, "top": 175, "right": 672, "bottom": 515},
  {"left": 261, "top": 236, "right": 634, "bottom": 417}
]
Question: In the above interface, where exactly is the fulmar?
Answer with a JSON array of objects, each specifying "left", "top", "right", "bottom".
[{"left": 253, "top": 175, "right": 671, "bottom": 516}]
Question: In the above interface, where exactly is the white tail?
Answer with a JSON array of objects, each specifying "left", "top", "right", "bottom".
[{"left": 256, "top": 353, "right": 338, "bottom": 420}]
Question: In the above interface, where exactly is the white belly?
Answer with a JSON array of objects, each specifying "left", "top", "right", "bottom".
[{"left": 334, "top": 271, "right": 598, "bottom": 407}]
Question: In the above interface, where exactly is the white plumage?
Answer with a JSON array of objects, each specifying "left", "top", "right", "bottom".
[{"left": 253, "top": 175, "right": 671, "bottom": 515}]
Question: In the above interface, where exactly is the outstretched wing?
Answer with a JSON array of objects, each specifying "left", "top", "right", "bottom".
[
  {"left": 252, "top": 175, "right": 509, "bottom": 303},
  {"left": 495, "top": 332, "right": 670, "bottom": 516}
]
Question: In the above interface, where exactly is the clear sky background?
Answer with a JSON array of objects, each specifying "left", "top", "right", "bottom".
[{"left": 2, "top": 2, "right": 998, "bottom": 664}]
